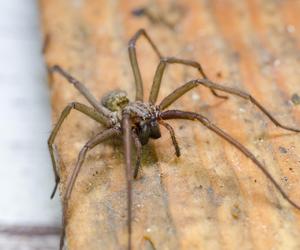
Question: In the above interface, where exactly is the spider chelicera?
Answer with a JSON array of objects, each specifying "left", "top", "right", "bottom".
[{"left": 48, "top": 29, "right": 300, "bottom": 250}]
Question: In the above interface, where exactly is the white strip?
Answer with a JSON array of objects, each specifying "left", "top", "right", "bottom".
[{"left": 0, "top": 0, "right": 61, "bottom": 225}]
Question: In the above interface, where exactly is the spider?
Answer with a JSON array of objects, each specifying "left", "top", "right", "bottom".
[{"left": 48, "top": 29, "right": 300, "bottom": 250}]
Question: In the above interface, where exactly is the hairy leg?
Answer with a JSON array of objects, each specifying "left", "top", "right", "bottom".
[
  {"left": 122, "top": 112, "right": 133, "bottom": 250},
  {"left": 159, "top": 79, "right": 300, "bottom": 132},
  {"left": 50, "top": 65, "right": 114, "bottom": 126},
  {"left": 128, "top": 29, "right": 162, "bottom": 101},
  {"left": 149, "top": 57, "right": 227, "bottom": 104},
  {"left": 48, "top": 102, "right": 110, "bottom": 198},
  {"left": 160, "top": 110, "right": 300, "bottom": 210},
  {"left": 159, "top": 120, "right": 180, "bottom": 157}
]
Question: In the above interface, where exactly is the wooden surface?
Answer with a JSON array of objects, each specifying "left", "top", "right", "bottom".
[{"left": 40, "top": 0, "right": 300, "bottom": 249}]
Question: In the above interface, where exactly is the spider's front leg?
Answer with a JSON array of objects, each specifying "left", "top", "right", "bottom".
[
  {"left": 60, "top": 127, "right": 120, "bottom": 250},
  {"left": 159, "top": 120, "right": 181, "bottom": 157},
  {"left": 48, "top": 102, "right": 111, "bottom": 198},
  {"left": 160, "top": 109, "right": 300, "bottom": 210},
  {"left": 131, "top": 120, "right": 180, "bottom": 179},
  {"left": 63, "top": 128, "right": 120, "bottom": 201},
  {"left": 122, "top": 112, "right": 133, "bottom": 250}
]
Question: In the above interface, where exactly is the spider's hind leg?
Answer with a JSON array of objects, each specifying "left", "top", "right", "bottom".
[
  {"left": 50, "top": 65, "right": 113, "bottom": 125},
  {"left": 149, "top": 57, "right": 228, "bottom": 104},
  {"left": 159, "top": 78, "right": 300, "bottom": 133},
  {"left": 128, "top": 29, "right": 162, "bottom": 102}
]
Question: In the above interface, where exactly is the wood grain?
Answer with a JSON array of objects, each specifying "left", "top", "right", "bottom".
[{"left": 40, "top": 0, "right": 300, "bottom": 249}]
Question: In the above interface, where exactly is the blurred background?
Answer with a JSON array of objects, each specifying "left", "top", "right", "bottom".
[{"left": 0, "top": 0, "right": 61, "bottom": 249}]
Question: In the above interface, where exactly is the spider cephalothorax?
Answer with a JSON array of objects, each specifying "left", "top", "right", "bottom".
[
  {"left": 48, "top": 29, "right": 300, "bottom": 250},
  {"left": 102, "top": 89, "right": 162, "bottom": 145},
  {"left": 123, "top": 101, "right": 161, "bottom": 145}
]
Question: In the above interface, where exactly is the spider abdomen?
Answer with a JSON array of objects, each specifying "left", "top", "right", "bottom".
[{"left": 101, "top": 90, "right": 129, "bottom": 112}]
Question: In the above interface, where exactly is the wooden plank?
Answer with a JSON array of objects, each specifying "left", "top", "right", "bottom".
[{"left": 40, "top": 0, "right": 300, "bottom": 249}]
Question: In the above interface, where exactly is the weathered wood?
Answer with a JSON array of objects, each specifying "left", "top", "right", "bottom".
[{"left": 40, "top": 0, "right": 300, "bottom": 249}]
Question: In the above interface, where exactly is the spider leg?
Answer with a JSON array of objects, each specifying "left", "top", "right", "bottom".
[
  {"left": 149, "top": 57, "right": 227, "bottom": 104},
  {"left": 160, "top": 110, "right": 300, "bottom": 210},
  {"left": 128, "top": 29, "right": 162, "bottom": 101},
  {"left": 48, "top": 102, "right": 111, "bottom": 198},
  {"left": 159, "top": 79, "right": 300, "bottom": 132},
  {"left": 159, "top": 120, "right": 180, "bottom": 157},
  {"left": 59, "top": 127, "right": 119, "bottom": 250},
  {"left": 64, "top": 127, "right": 120, "bottom": 201},
  {"left": 122, "top": 112, "right": 133, "bottom": 250},
  {"left": 50, "top": 65, "right": 114, "bottom": 126},
  {"left": 50, "top": 145, "right": 62, "bottom": 198},
  {"left": 132, "top": 131, "right": 142, "bottom": 179}
]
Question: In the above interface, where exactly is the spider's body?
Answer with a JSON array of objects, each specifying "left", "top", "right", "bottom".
[
  {"left": 123, "top": 101, "right": 161, "bottom": 145},
  {"left": 48, "top": 29, "right": 300, "bottom": 250},
  {"left": 102, "top": 89, "right": 162, "bottom": 145}
]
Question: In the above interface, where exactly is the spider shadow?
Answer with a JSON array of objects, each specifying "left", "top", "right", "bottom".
[
  {"left": 196, "top": 98, "right": 299, "bottom": 141},
  {"left": 262, "top": 131, "right": 300, "bottom": 140},
  {"left": 109, "top": 136, "right": 159, "bottom": 176},
  {"left": 196, "top": 98, "right": 228, "bottom": 114}
]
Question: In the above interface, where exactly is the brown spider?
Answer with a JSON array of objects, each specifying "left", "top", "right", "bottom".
[{"left": 48, "top": 29, "right": 300, "bottom": 250}]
